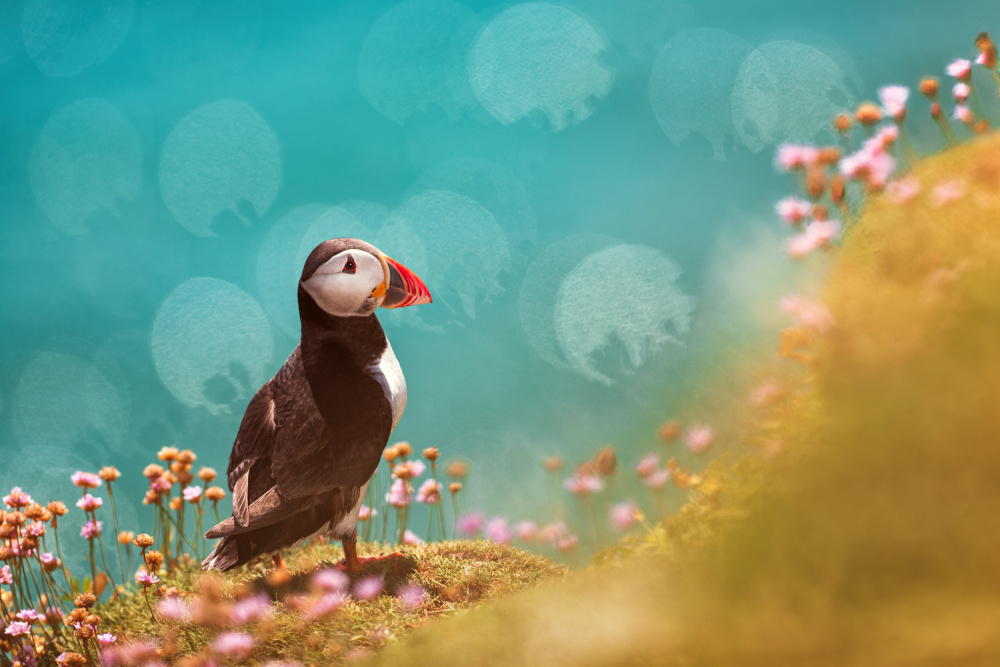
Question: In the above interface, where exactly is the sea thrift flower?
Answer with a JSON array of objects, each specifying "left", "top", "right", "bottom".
[
  {"left": 946, "top": 58, "right": 972, "bottom": 82},
  {"left": 954, "top": 105, "right": 974, "bottom": 124},
  {"left": 456, "top": 512, "right": 485, "bottom": 536},
  {"left": 353, "top": 576, "right": 383, "bottom": 601},
  {"left": 40, "top": 552, "right": 60, "bottom": 572},
  {"left": 855, "top": 102, "right": 882, "bottom": 126},
  {"left": 635, "top": 454, "right": 660, "bottom": 479},
  {"left": 644, "top": 469, "right": 671, "bottom": 490},
  {"left": 3, "top": 487, "right": 32, "bottom": 508},
  {"left": 878, "top": 85, "right": 909, "bottom": 122},
  {"left": 931, "top": 180, "right": 966, "bottom": 207},
  {"left": 0, "top": 565, "right": 12, "bottom": 584},
  {"left": 16, "top": 609, "right": 39, "bottom": 623},
  {"left": 563, "top": 473, "right": 603, "bottom": 495},
  {"left": 515, "top": 520, "right": 537, "bottom": 542},
  {"left": 542, "top": 456, "right": 564, "bottom": 473},
  {"left": 386, "top": 478, "right": 413, "bottom": 508},
  {"left": 774, "top": 144, "right": 819, "bottom": 172},
  {"left": 775, "top": 197, "right": 811, "bottom": 226},
  {"left": 833, "top": 114, "right": 852, "bottom": 133},
  {"left": 446, "top": 460, "right": 470, "bottom": 478},
  {"left": 684, "top": 425, "right": 715, "bottom": 454},
  {"left": 393, "top": 460, "right": 425, "bottom": 480},
  {"left": 396, "top": 584, "right": 427, "bottom": 609},
  {"left": 416, "top": 479, "right": 442, "bottom": 504},
  {"left": 132, "top": 533, "right": 155, "bottom": 548},
  {"left": 213, "top": 632, "right": 255, "bottom": 659},
  {"left": 422, "top": 447, "right": 439, "bottom": 461},
  {"left": 976, "top": 32, "right": 998, "bottom": 69},
  {"left": 657, "top": 421, "right": 681, "bottom": 442},
  {"left": 484, "top": 517, "right": 511, "bottom": 544},
  {"left": 71, "top": 471, "right": 100, "bottom": 489},
  {"left": 358, "top": 505, "right": 377, "bottom": 521},
  {"left": 135, "top": 569, "right": 158, "bottom": 587},
  {"left": 156, "top": 597, "right": 191, "bottom": 622},
  {"left": 182, "top": 486, "right": 202, "bottom": 503},
  {"left": 5, "top": 621, "right": 30, "bottom": 636},
  {"left": 402, "top": 529, "right": 424, "bottom": 545},
  {"left": 312, "top": 568, "right": 349, "bottom": 592},
  {"left": 556, "top": 534, "right": 579, "bottom": 553},
  {"left": 751, "top": 380, "right": 784, "bottom": 407},
  {"left": 97, "top": 633, "right": 117, "bottom": 646},
  {"left": 609, "top": 502, "right": 640, "bottom": 532},
  {"left": 99, "top": 466, "right": 121, "bottom": 482},
  {"left": 229, "top": 595, "right": 272, "bottom": 625},
  {"left": 25, "top": 522, "right": 45, "bottom": 537},
  {"left": 76, "top": 494, "right": 102, "bottom": 511},
  {"left": 303, "top": 592, "right": 345, "bottom": 619},
  {"left": 887, "top": 176, "right": 920, "bottom": 204},
  {"left": 953, "top": 82, "right": 971, "bottom": 103},
  {"left": 206, "top": 486, "right": 226, "bottom": 502},
  {"left": 80, "top": 519, "right": 102, "bottom": 539},
  {"left": 781, "top": 295, "right": 834, "bottom": 334}
]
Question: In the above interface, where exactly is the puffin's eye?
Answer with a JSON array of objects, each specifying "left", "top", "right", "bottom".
[{"left": 343, "top": 256, "right": 357, "bottom": 274}]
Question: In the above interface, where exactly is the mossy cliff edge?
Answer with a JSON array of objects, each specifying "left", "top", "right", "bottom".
[{"left": 365, "top": 134, "right": 1000, "bottom": 667}]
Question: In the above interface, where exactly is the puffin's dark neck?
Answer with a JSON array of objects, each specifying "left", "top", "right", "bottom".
[
  {"left": 298, "top": 288, "right": 388, "bottom": 369},
  {"left": 298, "top": 289, "right": 388, "bottom": 431}
]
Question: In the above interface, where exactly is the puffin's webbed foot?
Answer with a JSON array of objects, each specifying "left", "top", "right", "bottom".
[{"left": 267, "top": 553, "right": 291, "bottom": 586}]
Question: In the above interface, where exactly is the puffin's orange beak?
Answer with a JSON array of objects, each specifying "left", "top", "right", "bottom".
[{"left": 379, "top": 254, "right": 432, "bottom": 309}]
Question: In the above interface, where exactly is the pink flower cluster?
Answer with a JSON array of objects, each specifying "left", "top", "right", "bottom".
[
  {"left": 76, "top": 494, "right": 102, "bottom": 512},
  {"left": 774, "top": 144, "right": 819, "bottom": 172},
  {"left": 609, "top": 501, "right": 640, "bottom": 532},
  {"left": 71, "top": 471, "right": 101, "bottom": 489},
  {"left": 839, "top": 126, "right": 898, "bottom": 190},
  {"left": 786, "top": 217, "right": 843, "bottom": 259},
  {"left": 416, "top": 479, "right": 442, "bottom": 504},
  {"left": 878, "top": 85, "right": 909, "bottom": 122},
  {"left": 781, "top": 295, "right": 835, "bottom": 334},
  {"left": 563, "top": 473, "right": 603, "bottom": 495},
  {"left": 634, "top": 454, "right": 670, "bottom": 490},
  {"left": 3, "top": 486, "right": 32, "bottom": 508},
  {"left": 80, "top": 519, "right": 102, "bottom": 540},
  {"left": 684, "top": 425, "right": 715, "bottom": 454}
]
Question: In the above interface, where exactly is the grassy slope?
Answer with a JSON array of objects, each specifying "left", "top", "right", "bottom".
[
  {"left": 364, "top": 133, "right": 1000, "bottom": 666},
  {"left": 102, "top": 540, "right": 563, "bottom": 664}
]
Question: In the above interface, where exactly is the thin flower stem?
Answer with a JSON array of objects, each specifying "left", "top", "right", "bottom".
[
  {"left": 106, "top": 483, "right": 127, "bottom": 586},
  {"left": 141, "top": 587, "right": 156, "bottom": 624}
]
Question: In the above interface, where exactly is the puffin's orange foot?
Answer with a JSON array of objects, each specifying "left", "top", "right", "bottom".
[
  {"left": 267, "top": 553, "right": 292, "bottom": 586},
  {"left": 335, "top": 552, "right": 405, "bottom": 574}
]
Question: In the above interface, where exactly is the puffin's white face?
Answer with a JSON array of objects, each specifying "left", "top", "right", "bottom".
[{"left": 301, "top": 249, "right": 390, "bottom": 317}]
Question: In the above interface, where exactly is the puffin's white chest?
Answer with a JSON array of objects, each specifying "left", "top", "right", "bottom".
[{"left": 364, "top": 340, "right": 407, "bottom": 430}]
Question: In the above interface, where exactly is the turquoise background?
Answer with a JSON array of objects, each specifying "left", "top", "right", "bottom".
[{"left": 0, "top": 0, "right": 994, "bottom": 565}]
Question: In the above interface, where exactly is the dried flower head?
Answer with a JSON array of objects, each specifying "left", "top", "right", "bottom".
[
  {"left": 5, "top": 511, "right": 25, "bottom": 526},
  {"left": 118, "top": 530, "right": 135, "bottom": 545},
  {"left": 830, "top": 175, "right": 846, "bottom": 204},
  {"left": 57, "top": 653, "right": 87, "bottom": 667},
  {"left": 855, "top": 103, "right": 882, "bottom": 126},
  {"left": 657, "top": 420, "right": 681, "bottom": 442},
  {"left": 976, "top": 32, "right": 998, "bottom": 69},
  {"left": 133, "top": 533, "right": 155, "bottom": 548},
  {"left": 394, "top": 441, "right": 412, "bottom": 457},
  {"left": 144, "top": 550, "right": 164, "bottom": 571},
  {"left": 198, "top": 467, "right": 217, "bottom": 482},
  {"left": 143, "top": 464, "right": 165, "bottom": 479},
  {"left": 595, "top": 446, "right": 617, "bottom": 476},
  {"left": 422, "top": 447, "right": 439, "bottom": 461},
  {"left": 833, "top": 114, "right": 852, "bottom": 132},
  {"left": 3, "top": 487, "right": 32, "bottom": 509},
  {"left": 448, "top": 482, "right": 463, "bottom": 494},
  {"left": 86, "top": 613, "right": 100, "bottom": 627},
  {"left": 176, "top": 449, "right": 196, "bottom": 465},
  {"left": 75, "top": 623, "right": 95, "bottom": 640},
  {"left": 542, "top": 456, "right": 564, "bottom": 473},
  {"left": 157, "top": 446, "right": 179, "bottom": 462},
  {"left": 206, "top": 486, "right": 226, "bottom": 502},
  {"left": 446, "top": 460, "right": 470, "bottom": 478},
  {"left": 23, "top": 503, "right": 45, "bottom": 520},
  {"left": 75, "top": 593, "right": 96, "bottom": 609},
  {"left": 98, "top": 466, "right": 121, "bottom": 482},
  {"left": 919, "top": 77, "right": 939, "bottom": 98},
  {"left": 168, "top": 497, "right": 182, "bottom": 511},
  {"left": 383, "top": 445, "right": 400, "bottom": 462}
]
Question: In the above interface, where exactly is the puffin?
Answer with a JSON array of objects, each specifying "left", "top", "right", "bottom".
[{"left": 202, "top": 238, "right": 431, "bottom": 574}]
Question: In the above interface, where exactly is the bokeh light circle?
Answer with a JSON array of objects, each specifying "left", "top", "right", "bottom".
[{"left": 21, "top": 0, "right": 134, "bottom": 77}]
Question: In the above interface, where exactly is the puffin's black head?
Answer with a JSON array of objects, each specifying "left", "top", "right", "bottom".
[{"left": 300, "top": 238, "right": 432, "bottom": 318}]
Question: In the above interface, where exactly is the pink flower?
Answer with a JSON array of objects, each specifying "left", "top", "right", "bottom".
[
  {"left": 684, "top": 425, "right": 715, "bottom": 454},
  {"left": 156, "top": 597, "right": 190, "bottom": 621},
  {"left": 16, "top": 609, "right": 39, "bottom": 623},
  {"left": 0, "top": 565, "right": 11, "bottom": 585},
  {"left": 538, "top": 520, "right": 570, "bottom": 544},
  {"left": 839, "top": 131, "right": 897, "bottom": 188},
  {"left": 563, "top": 473, "right": 603, "bottom": 495},
  {"left": 358, "top": 505, "right": 377, "bottom": 521},
  {"left": 182, "top": 486, "right": 202, "bottom": 503},
  {"left": 76, "top": 494, "right": 103, "bottom": 512},
  {"left": 3, "top": 487, "right": 32, "bottom": 508},
  {"left": 774, "top": 197, "right": 811, "bottom": 226},
  {"left": 556, "top": 534, "right": 579, "bottom": 553},
  {"left": 809, "top": 219, "right": 842, "bottom": 247},
  {"left": 931, "top": 180, "right": 966, "bottom": 207},
  {"left": 136, "top": 569, "right": 158, "bottom": 587},
  {"left": 484, "top": 517, "right": 511, "bottom": 544},
  {"left": 874, "top": 125, "right": 899, "bottom": 148},
  {"left": 212, "top": 632, "right": 255, "bottom": 659},
  {"left": 40, "top": 552, "right": 57, "bottom": 566},
  {"left": 5, "top": 621, "right": 30, "bottom": 636},
  {"left": 25, "top": 522, "right": 45, "bottom": 537},
  {"left": 150, "top": 477, "right": 172, "bottom": 493},
  {"left": 886, "top": 176, "right": 920, "bottom": 204},
  {"left": 80, "top": 519, "right": 103, "bottom": 540},
  {"left": 786, "top": 230, "right": 820, "bottom": 259},
  {"left": 946, "top": 58, "right": 972, "bottom": 81},
  {"left": 635, "top": 454, "right": 659, "bottom": 479},
  {"left": 456, "top": 512, "right": 485, "bottom": 536},
  {"left": 774, "top": 144, "right": 819, "bottom": 172},
  {"left": 878, "top": 85, "right": 909, "bottom": 121},
  {"left": 229, "top": 594, "right": 272, "bottom": 624},
  {"left": 71, "top": 471, "right": 101, "bottom": 489},
  {"left": 385, "top": 478, "right": 413, "bottom": 509},
  {"left": 515, "top": 520, "right": 537, "bottom": 542},
  {"left": 751, "top": 380, "right": 783, "bottom": 407},
  {"left": 609, "top": 502, "right": 639, "bottom": 532},
  {"left": 312, "top": 568, "right": 349, "bottom": 592},
  {"left": 415, "top": 479, "right": 441, "bottom": 504},
  {"left": 782, "top": 295, "right": 834, "bottom": 334},
  {"left": 303, "top": 592, "right": 345, "bottom": 619},
  {"left": 393, "top": 460, "right": 426, "bottom": 479},
  {"left": 953, "top": 82, "right": 971, "bottom": 102},
  {"left": 643, "top": 469, "right": 670, "bottom": 490},
  {"left": 402, "top": 529, "right": 424, "bottom": 545},
  {"left": 97, "top": 633, "right": 117, "bottom": 646},
  {"left": 953, "top": 105, "right": 974, "bottom": 124},
  {"left": 353, "top": 576, "right": 383, "bottom": 601},
  {"left": 396, "top": 583, "right": 427, "bottom": 609}
]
